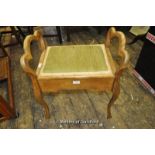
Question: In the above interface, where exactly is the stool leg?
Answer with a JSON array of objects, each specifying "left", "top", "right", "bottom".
[
  {"left": 35, "top": 95, "right": 50, "bottom": 119},
  {"left": 30, "top": 76, "right": 50, "bottom": 119},
  {"left": 107, "top": 71, "right": 122, "bottom": 119},
  {"left": 107, "top": 82, "right": 120, "bottom": 119}
]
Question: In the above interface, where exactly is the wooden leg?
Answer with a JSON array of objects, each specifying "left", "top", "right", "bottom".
[
  {"left": 0, "top": 95, "right": 15, "bottom": 119},
  {"left": 107, "top": 72, "right": 121, "bottom": 119},
  {"left": 107, "top": 82, "right": 120, "bottom": 119},
  {"left": 35, "top": 95, "right": 50, "bottom": 119},
  {"left": 30, "top": 76, "right": 50, "bottom": 119}
]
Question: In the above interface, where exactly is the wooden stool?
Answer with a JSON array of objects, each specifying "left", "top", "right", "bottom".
[{"left": 20, "top": 27, "right": 129, "bottom": 119}]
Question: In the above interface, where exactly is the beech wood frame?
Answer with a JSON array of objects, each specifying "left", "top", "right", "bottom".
[{"left": 20, "top": 27, "right": 129, "bottom": 119}]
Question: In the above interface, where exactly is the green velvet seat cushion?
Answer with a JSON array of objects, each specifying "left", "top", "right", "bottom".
[{"left": 42, "top": 45, "right": 108, "bottom": 73}]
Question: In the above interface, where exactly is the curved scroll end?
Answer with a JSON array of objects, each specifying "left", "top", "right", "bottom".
[
  {"left": 21, "top": 30, "right": 47, "bottom": 77},
  {"left": 20, "top": 54, "right": 36, "bottom": 76},
  {"left": 22, "top": 35, "right": 34, "bottom": 74},
  {"left": 105, "top": 27, "right": 129, "bottom": 70},
  {"left": 34, "top": 30, "right": 42, "bottom": 39},
  {"left": 105, "top": 27, "right": 126, "bottom": 55},
  {"left": 34, "top": 30, "right": 47, "bottom": 51},
  {"left": 105, "top": 27, "right": 116, "bottom": 47}
]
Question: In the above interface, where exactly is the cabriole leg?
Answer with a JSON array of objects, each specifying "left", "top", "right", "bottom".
[{"left": 31, "top": 76, "right": 50, "bottom": 119}]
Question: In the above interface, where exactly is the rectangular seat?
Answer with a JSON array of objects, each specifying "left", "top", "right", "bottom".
[{"left": 36, "top": 44, "right": 116, "bottom": 92}]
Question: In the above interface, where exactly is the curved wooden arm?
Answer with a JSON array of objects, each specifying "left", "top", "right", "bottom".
[
  {"left": 105, "top": 27, "right": 130, "bottom": 119},
  {"left": 105, "top": 27, "right": 129, "bottom": 71},
  {"left": 20, "top": 30, "right": 50, "bottom": 118},
  {"left": 20, "top": 30, "right": 47, "bottom": 76}
]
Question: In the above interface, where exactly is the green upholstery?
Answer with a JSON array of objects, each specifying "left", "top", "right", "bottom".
[{"left": 42, "top": 45, "right": 108, "bottom": 73}]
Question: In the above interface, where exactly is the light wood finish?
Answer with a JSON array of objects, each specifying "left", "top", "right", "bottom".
[
  {"left": 38, "top": 78, "right": 114, "bottom": 93},
  {"left": 20, "top": 27, "right": 129, "bottom": 119},
  {"left": 105, "top": 27, "right": 129, "bottom": 118},
  {"left": 20, "top": 31, "right": 49, "bottom": 118}
]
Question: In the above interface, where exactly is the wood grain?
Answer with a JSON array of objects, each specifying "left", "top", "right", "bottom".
[
  {"left": 20, "top": 27, "right": 129, "bottom": 119},
  {"left": 1, "top": 26, "right": 155, "bottom": 128}
]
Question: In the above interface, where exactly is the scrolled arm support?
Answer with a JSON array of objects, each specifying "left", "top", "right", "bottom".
[
  {"left": 20, "top": 30, "right": 47, "bottom": 77},
  {"left": 106, "top": 27, "right": 130, "bottom": 119},
  {"left": 20, "top": 30, "right": 50, "bottom": 119},
  {"left": 105, "top": 27, "right": 129, "bottom": 71}
]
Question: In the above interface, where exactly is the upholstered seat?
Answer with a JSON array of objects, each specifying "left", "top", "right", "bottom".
[
  {"left": 21, "top": 27, "right": 129, "bottom": 119},
  {"left": 37, "top": 44, "right": 115, "bottom": 79}
]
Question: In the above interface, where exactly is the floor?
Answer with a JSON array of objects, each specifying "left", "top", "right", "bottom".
[{"left": 0, "top": 26, "right": 155, "bottom": 129}]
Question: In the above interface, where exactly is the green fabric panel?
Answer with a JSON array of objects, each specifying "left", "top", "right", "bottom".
[{"left": 43, "top": 45, "right": 108, "bottom": 73}]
